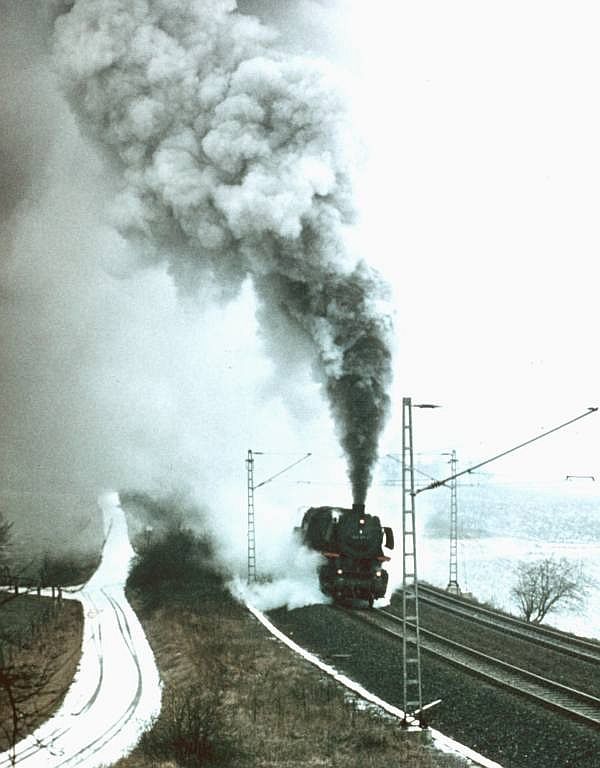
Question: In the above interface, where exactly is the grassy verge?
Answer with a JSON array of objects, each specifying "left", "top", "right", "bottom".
[{"left": 115, "top": 529, "right": 466, "bottom": 768}]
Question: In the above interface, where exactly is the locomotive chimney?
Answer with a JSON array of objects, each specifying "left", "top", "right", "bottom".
[{"left": 352, "top": 503, "right": 365, "bottom": 514}]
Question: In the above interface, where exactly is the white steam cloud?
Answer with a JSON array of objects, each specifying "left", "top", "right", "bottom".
[{"left": 49, "top": 0, "right": 394, "bottom": 505}]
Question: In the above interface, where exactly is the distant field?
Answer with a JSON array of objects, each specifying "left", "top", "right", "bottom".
[{"left": 425, "top": 483, "right": 600, "bottom": 542}]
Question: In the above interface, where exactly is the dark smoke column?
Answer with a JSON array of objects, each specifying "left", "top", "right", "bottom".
[
  {"left": 323, "top": 273, "right": 392, "bottom": 506},
  {"left": 49, "top": 0, "right": 393, "bottom": 503}
]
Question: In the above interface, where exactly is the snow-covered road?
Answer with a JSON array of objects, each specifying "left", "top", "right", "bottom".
[{"left": 0, "top": 492, "right": 162, "bottom": 767}]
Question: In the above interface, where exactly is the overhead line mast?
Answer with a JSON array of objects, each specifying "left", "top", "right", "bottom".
[
  {"left": 446, "top": 450, "right": 460, "bottom": 595},
  {"left": 399, "top": 401, "right": 596, "bottom": 727},
  {"left": 246, "top": 449, "right": 259, "bottom": 585},
  {"left": 246, "top": 450, "right": 312, "bottom": 585},
  {"left": 401, "top": 397, "right": 423, "bottom": 724}
]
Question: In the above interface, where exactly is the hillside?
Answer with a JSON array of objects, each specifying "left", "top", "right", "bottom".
[
  {"left": 113, "top": 529, "right": 467, "bottom": 768},
  {"left": 1, "top": 523, "right": 471, "bottom": 767}
]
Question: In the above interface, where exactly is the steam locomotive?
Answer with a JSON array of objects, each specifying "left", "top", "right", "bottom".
[{"left": 296, "top": 503, "right": 394, "bottom": 607}]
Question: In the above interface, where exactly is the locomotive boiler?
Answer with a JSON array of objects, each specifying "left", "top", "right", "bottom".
[{"left": 297, "top": 503, "right": 394, "bottom": 606}]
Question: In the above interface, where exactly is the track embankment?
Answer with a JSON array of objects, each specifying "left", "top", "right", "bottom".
[
  {"left": 268, "top": 600, "right": 600, "bottom": 768},
  {"left": 358, "top": 606, "right": 600, "bottom": 729},
  {"left": 112, "top": 587, "right": 461, "bottom": 768},
  {"left": 404, "top": 586, "right": 600, "bottom": 698}
]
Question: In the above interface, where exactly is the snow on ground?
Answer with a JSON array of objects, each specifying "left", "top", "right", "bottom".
[
  {"left": 421, "top": 536, "right": 600, "bottom": 638},
  {"left": 247, "top": 604, "right": 504, "bottom": 768},
  {"left": 8, "top": 492, "right": 596, "bottom": 767},
  {"left": 0, "top": 492, "right": 162, "bottom": 768}
]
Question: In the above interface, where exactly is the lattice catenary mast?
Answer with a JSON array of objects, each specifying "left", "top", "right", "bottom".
[
  {"left": 246, "top": 449, "right": 311, "bottom": 585},
  {"left": 446, "top": 449, "right": 461, "bottom": 595},
  {"left": 246, "top": 449, "right": 257, "bottom": 585},
  {"left": 401, "top": 397, "right": 423, "bottom": 723}
]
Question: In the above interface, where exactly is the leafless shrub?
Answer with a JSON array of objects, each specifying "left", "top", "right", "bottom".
[
  {"left": 138, "top": 688, "right": 235, "bottom": 767},
  {"left": 511, "top": 556, "right": 592, "bottom": 623},
  {"left": 38, "top": 552, "right": 99, "bottom": 587}
]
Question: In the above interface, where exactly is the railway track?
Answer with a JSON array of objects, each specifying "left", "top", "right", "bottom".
[
  {"left": 417, "top": 584, "right": 600, "bottom": 664},
  {"left": 350, "top": 607, "right": 600, "bottom": 729}
]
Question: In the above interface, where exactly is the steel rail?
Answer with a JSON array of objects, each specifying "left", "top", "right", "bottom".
[
  {"left": 417, "top": 584, "right": 600, "bottom": 662},
  {"left": 351, "top": 607, "right": 600, "bottom": 729}
]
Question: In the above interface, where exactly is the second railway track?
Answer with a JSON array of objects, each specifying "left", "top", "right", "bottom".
[
  {"left": 350, "top": 606, "right": 600, "bottom": 730},
  {"left": 418, "top": 584, "right": 600, "bottom": 664}
]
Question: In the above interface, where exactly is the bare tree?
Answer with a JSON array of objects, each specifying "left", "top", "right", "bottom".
[
  {"left": 0, "top": 513, "right": 72, "bottom": 764},
  {"left": 511, "top": 556, "right": 590, "bottom": 624},
  {"left": 0, "top": 627, "right": 69, "bottom": 764},
  {"left": 0, "top": 513, "right": 12, "bottom": 572}
]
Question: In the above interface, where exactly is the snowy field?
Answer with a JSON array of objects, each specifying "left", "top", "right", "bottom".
[
  {"left": 420, "top": 535, "right": 600, "bottom": 639},
  {"left": 364, "top": 478, "right": 600, "bottom": 639}
]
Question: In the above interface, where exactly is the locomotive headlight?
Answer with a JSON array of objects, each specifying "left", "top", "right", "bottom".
[
  {"left": 375, "top": 570, "right": 382, "bottom": 578},
  {"left": 336, "top": 568, "right": 343, "bottom": 575},
  {"left": 359, "top": 518, "right": 365, "bottom": 525}
]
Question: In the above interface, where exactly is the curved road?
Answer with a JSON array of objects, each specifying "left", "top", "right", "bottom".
[{"left": 0, "top": 493, "right": 162, "bottom": 767}]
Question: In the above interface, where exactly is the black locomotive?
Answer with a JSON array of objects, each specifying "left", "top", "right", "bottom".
[{"left": 296, "top": 503, "right": 394, "bottom": 606}]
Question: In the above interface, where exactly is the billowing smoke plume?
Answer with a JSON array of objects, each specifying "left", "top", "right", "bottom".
[{"left": 49, "top": 0, "right": 393, "bottom": 503}]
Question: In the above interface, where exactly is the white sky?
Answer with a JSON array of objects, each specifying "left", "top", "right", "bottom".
[
  {"left": 334, "top": 1, "right": 600, "bottom": 483},
  {"left": 197, "top": 0, "right": 600, "bottom": 553}
]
